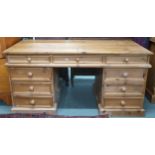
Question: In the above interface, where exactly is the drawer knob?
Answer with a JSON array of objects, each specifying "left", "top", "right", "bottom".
[
  {"left": 124, "top": 58, "right": 129, "bottom": 63},
  {"left": 27, "top": 72, "right": 33, "bottom": 77},
  {"left": 30, "top": 99, "right": 35, "bottom": 105},
  {"left": 121, "top": 87, "right": 127, "bottom": 92},
  {"left": 76, "top": 58, "right": 80, "bottom": 62},
  {"left": 27, "top": 57, "right": 32, "bottom": 62},
  {"left": 139, "top": 109, "right": 144, "bottom": 112},
  {"left": 120, "top": 100, "right": 126, "bottom": 106},
  {"left": 122, "top": 72, "right": 128, "bottom": 77},
  {"left": 29, "top": 86, "right": 34, "bottom": 91}
]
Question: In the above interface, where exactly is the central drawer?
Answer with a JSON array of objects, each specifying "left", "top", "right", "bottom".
[
  {"left": 104, "top": 84, "right": 144, "bottom": 96},
  {"left": 12, "top": 82, "right": 52, "bottom": 95},
  {"left": 13, "top": 96, "right": 53, "bottom": 108},
  {"left": 7, "top": 55, "right": 51, "bottom": 64},
  {"left": 102, "top": 98, "right": 143, "bottom": 109},
  {"left": 9, "top": 67, "right": 52, "bottom": 81},
  {"left": 106, "top": 55, "right": 148, "bottom": 64},
  {"left": 52, "top": 55, "right": 103, "bottom": 64}
]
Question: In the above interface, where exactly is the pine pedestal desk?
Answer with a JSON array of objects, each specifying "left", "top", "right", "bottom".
[{"left": 4, "top": 40, "right": 152, "bottom": 116}]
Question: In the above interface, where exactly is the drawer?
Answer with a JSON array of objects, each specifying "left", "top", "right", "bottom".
[
  {"left": 104, "top": 78, "right": 145, "bottom": 85},
  {"left": 102, "top": 98, "right": 143, "bottom": 109},
  {"left": 104, "top": 85, "right": 144, "bottom": 97},
  {"left": 13, "top": 97, "right": 53, "bottom": 108},
  {"left": 7, "top": 55, "right": 51, "bottom": 64},
  {"left": 52, "top": 55, "right": 103, "bottom": 64},
  {"left": 53, "top": 55, "right": 77, "bottom": 64},
  {"left": 9, "top": 67, "right": 52, "bottom": 81},
  {"left": 12, "top": 82, "right": 52, "bottom": 96},
  {"left": 78, "top": 55, "right": 103, "bottom": 64},
  {"left": 106, "top": 55, "right": 148, "bottom": 64},
  {"left": 104, "top": 68, "right": 146, "bottom": 79}
]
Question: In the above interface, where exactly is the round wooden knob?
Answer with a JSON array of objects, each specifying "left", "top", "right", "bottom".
[
  {"left": 124, "top": 58, "right": 129, "bottom": 63},
  {"left": 122, "top": 72, "right": 128, "bottom": 77},
  {"left": 76, "top": 58, "right": 79, "bottom": 61},
  {"left": 29, "top": 86, "right": 34, "bottom": 91},
  {"left": 27, "top": 72, "right": 33, "bottom": 77},
  {"left": 27, "top": 57, "right": 32, "bottom": 62},
  {"left": 30, "top": 99, "right": 35, "bottom": 105},
  {"left": 120, "top": 100, "right": 126, "bottom": 106},
  {"left": 138, "top": 109, "right": 144, "bottom": 112},
  {"left": 121, "top": 86, "right": 126, "bottom": 92}
]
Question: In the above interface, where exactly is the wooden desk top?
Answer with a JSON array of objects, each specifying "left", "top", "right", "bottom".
[{"left": 4, "top": 40, "right": 152, "bottom": 55}]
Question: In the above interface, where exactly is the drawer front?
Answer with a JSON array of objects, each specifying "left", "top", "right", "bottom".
[
  {"left": 104, "top": 78, "right": 145, "bottom": 85},
  {"left": 104, "top": 85, "right": 144, "bottom": 96},
  {"left": 13, "top": 97, "right": 53, "bottom": 108},
  {"left": 104, "top": 68, "right": 146, "bottom": 79},
  {"left": 102, "top": 98, "right": 143, "bottom": 109},
  {"left": 12, "top": 82, "right": 52, "bottom": 95},
  {"left": 7, "top": 55, "right": 51, "bottom": 64},
  {"left": 106, "top": 56, "right": 148, "bottom": 64},
  {"left": 9, "top": 67, "right": 52, "bottom": 81},
  {"left": 53, "top": 55, "right": 77, "bottom": 64},
  {"left": 52, "top": 55, "right": 103, "bottom": 64},
  {"left": 78, "top": 56, "right": 103, "bottom": 64}
]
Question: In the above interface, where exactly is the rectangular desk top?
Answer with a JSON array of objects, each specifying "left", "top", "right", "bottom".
[{"left": 4, "top": 40, "right": 152, "bottom": 55}]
